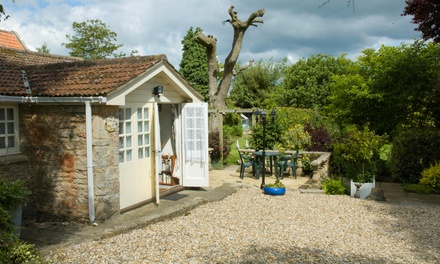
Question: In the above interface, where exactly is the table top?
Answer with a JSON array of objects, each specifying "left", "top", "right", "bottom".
[{"left": 252, "top": 151, "right": 281, "bottom": 156}]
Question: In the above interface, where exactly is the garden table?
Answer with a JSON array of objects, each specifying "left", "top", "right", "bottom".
[{"left": 252, "top": 151, "right": 281, "bottom": 178}]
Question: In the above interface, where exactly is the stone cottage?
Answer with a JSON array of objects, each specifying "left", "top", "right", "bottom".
[{"left": 0, "top": 46, "right": 209, "bottom": 223}]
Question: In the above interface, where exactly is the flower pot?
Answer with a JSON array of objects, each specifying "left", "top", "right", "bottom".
[
  {"left": 8, "top": 204, "right": 23, "bottom": 237},
  {"left": 263, "top": 187, "right": 286, "bottom": 196},
  {"left": 350, "top": 179, "right": 375, "bottom": 199}
]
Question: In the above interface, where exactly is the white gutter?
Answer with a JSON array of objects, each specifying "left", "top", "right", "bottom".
[
  {"left": 85, "top": 101, "right": 96, "bottom": 224},
  {"left": 0, "top": 95, "right": 107, "bottom": 103}
]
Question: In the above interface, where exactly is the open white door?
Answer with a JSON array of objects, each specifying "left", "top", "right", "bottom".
[
  {"left": 181, "top": 103, "right": 209, "bottom": 187},
  {"left": 154, "top": 103, "right": 161, "bottom": 204}
]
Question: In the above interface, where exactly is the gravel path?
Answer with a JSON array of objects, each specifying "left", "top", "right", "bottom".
[{"left": 46, "top": 186, "right": 440, "bottom": 263}]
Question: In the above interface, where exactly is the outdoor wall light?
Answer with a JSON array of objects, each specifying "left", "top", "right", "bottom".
[{"left": 153, "top": 85, "right": 164, "bottom": 97}]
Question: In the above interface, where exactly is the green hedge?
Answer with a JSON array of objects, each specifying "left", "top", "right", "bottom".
[{"left": 390, "top": 129, "right": 440, "bottom": 183}]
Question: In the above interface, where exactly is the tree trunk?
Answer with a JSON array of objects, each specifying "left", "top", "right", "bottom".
[
  {"left": 195, "top": 6, "right": 264, "bottom": 162},
  {"left": 195, "top": 5, "right": 265, "bottom": 132}
]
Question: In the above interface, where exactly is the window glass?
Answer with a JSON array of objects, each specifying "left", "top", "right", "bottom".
[{"left": 0, "top": 105, "right": 19, "bottom": 155}]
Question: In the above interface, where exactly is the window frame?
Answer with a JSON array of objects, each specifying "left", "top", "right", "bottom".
[{"left": 0, "top": 104, "right": 20, "bottom": 156}]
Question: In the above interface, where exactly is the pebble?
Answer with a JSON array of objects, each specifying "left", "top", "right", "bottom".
[{"left": 45, "top": 186, "right": 440, "bottom": 263}]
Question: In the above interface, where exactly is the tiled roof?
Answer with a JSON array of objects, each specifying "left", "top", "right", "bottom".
[
  {"left": 0, "top": 47, "right": 82, "bottom": 66},
  {"left": 0, "top": 47, "right": 168, "bottom": 97},
  {"left": 0, "top": 30, "right": 28, "bottom": 50}
]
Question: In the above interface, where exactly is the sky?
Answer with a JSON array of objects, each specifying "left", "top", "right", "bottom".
[{"left": 1, "top": 0, "right": 421, "bottom": 67}]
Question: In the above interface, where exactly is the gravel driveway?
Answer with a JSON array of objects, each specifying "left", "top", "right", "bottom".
[{"left": 45, "top": 186, "right": 440, "bottom": 263}]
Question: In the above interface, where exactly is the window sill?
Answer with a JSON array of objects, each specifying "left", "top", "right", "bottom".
[{"left": 0, "top": 154, "right": 28, "bottom": 164}]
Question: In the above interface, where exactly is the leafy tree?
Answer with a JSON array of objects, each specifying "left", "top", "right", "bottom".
[
  {"left": 335, "top": 126, "right": 387, "bottom": 182},
  {"left": 229, "top": 58, "right": 287, "bottom": 108},
  {"left": 250, "top": 116, "right": 283, "bottom": 151},
  {"left": 403, "top": 0, "right": 440, "bottom": 43},
  {"left": 0, "top": 1, "right": 14, "bottom": 21},
  {"left": 130, "top": 49, "right": 140, "bottom": 57},
  {"left": 180, "top": 27, "right": 209, "bottom": 101},
  {"left": 36, "top": 42, "right": 50, "bottom": 54},
  {"left": 280, "top": 54, "right": 351, "bottom": 109},
  {"left": 63, "top": 19, "right": 124, "bottom": 60},
  {"left": 326, "top": 41, "right": 440, "bottom": 135}
]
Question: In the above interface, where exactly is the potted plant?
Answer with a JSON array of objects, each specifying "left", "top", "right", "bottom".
[
  {"left": 263, "top": 178, "right": 286, "bottom": 195},
  {"left": 0, "top": 179, "right": 31, "bottom": 236},
  {"left": 336, "top": 126, "right": 386, "bottom": 199}
]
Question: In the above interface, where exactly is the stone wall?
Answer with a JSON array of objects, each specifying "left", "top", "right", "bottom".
[{"left": 19, "top": 104, "right": 120, "bottom": 222}]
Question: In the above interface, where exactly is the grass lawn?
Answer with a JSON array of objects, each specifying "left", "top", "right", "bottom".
[{"left": 223, "top": 135, "right": 251, "bottom": 166}]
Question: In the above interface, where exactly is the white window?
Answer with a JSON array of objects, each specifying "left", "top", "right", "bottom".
[
  {"left": 136, "top": 107, "right": 150, "bottom": 160},
  {"left": 118, "top": 108, "right": 133, "bottom": 163},
  {"left": 0, "top": 104, "right": 20, "bottom": 156},
  {"left": 118, "top": 107, "right": 151, "bottom": 163}
]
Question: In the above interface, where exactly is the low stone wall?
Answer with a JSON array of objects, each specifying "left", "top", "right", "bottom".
[{"left": 309, "top": 152, "right": 331, "bottom": 186}]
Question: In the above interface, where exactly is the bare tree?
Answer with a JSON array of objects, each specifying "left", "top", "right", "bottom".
[{"left": 195, "top": 6, "right": 265, "bottom": 110}]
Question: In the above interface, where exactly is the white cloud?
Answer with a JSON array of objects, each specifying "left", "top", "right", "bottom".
[{"left": 1, "top": 0, "right": 420, "bottom": 66}]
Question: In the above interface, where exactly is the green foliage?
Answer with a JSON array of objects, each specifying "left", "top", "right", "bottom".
[
  {"left": 280, "top": 54, "right": 352, "bottom": 110},
  {"left": 322, "top": 178, "right": 346, "bottom": 195},
  {"left": 223, "top": 125, "right": 243, "bottom": 139},
  {"left": 230, "top": 58, "right": 287, "bottom": 108},
  {"left": 420, "top": 161, "right": 440, "bottom": 189},
  {"left": 224, "top": 113, "right": 239, "bottom": 125},
  {"left": 331, "top": 126, "right": 386, "bottom": 181},
  {"left": 327, "top": 41, "right": 440, "bottom": 135},
  {"left": 0, "top": 207, "right": 45, "bottom": 264},
  {"left": 223, "top": 136, "right": 247, "bottom": 166},
  {"left": 281, "top": 124, "right": 311, "bottom": 150},
  {"left": 179, "top": 27, "right": 209, "bottom": 101},
  {"left": 0, "top": 179, "right": 31, "bottom": 210},
  {"left": 250, "top": 116, "right": 283, "bottom": 151},
  {"left": 340, "top": 126, "right": 386, "bottom": 165},
  {"left": 302, "top": 155, "right": 313, "bottom": 175},
  {"left": 390, "top": 128, "right": 440, "bottom": 183},
  {"left": 36, "top": 42, "right": 50, "bottom": 54},
  {"left": 275, "top": 107, "right": 340, "bottom": 139},
  {"left": 263, "top": 179, "right": 285, "bottom": 188},
  {"left": 63, "top": 19, "right": 124, "bottom": 60}
]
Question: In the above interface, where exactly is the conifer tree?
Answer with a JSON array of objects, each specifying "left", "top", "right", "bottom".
[{"left": 180, "top": 27, "right": 209, "bottom": 101}]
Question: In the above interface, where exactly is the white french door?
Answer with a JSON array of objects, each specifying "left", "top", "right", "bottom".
[
  {"left": 119, "top": 103, "right": 153, "bottom": 210},
  {"left": 181, "top": 103, "right": 209, "bottom": 187}
]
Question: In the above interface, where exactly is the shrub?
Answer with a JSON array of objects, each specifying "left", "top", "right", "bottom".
[
  {"left": 302, "top": 155, "right": 313, "bottom": 175},
  {"left": 282, "top": 124, "right": 311, "bottom": 150},
  {"left": 0, "top": 179, "right": 31, "bottom": 210},
  {"left": 390, "top": 128, "right": 440, "bottom": 183},
  {"left": 223, "top": 125, "right": 243, "bottom": 139},
  {"left": 330, "top": 126, "right": 386, "bottom": 181},
  {"left": 322, "top": 178, "right": 346, "bottom": 195},
  {"left": 0, "top": 207, "right": 45, "bottom": 264},
  {"left": 420, "top": 161, "right": 440, "bottom": 189},
  {"left": 250, "top": 118, "right": 283, "bottom": 151},
  {"left": 304, "top": 123, "right": 332, "bottom": 151},
  {"left": 208, "top": 130, "right": 231, "bottom": 162}
]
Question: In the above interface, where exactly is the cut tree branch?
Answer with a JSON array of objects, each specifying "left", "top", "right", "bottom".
[{"left": 233, "top": 59, "right": 254, "bottom": 76}]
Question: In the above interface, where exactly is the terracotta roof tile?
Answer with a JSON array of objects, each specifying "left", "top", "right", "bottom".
[
  {"left": 0, "top": 30, "right": 28, "bottom": 50},
  {"left": 0, "top": 48, "right": 167, "bottom": 97}
]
